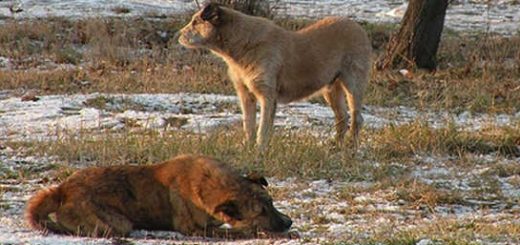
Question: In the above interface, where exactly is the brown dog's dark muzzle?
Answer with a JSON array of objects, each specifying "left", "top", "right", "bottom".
[
  {"left": 281, "top": 214, "right": 292, "bottom": 231},
  {"left": 270, "top": 209, "right": 292, "bottom": 232}
]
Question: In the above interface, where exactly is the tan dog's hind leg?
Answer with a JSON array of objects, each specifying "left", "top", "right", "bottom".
[
  {"left": 340, "top": 61, "right": 369, "bottom": 146},
  {"left": 323, "top": 81, "right": 349, "bottom": 145}
]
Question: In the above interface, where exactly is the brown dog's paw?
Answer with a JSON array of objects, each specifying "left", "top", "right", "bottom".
[
  {"left": 287, "top": 230, "right": 300, "bottom": 239},
  {"left": 256, "top": 230, "right": 300, "bottom": 239}
]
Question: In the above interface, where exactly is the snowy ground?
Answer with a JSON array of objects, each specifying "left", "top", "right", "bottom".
[
  {"left": 1, "top": 92, "right": 518, "bottom": 142},
  {"left": 2, "top": 154, "right": 519, "bottom": 244},
  {"left": 0, "top": 0, "right": 519, "bottom": 35},
  {"left": 1, "top": 92, "right": 519, "bottom": 244},
  {"left": 0, "top": 0, "right": 519, "bottom": 244}
]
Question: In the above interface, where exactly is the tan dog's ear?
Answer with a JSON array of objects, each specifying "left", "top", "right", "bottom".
[
  {"left": 200, "top": 2, "right": 222, "bottom": 25},
  {"left": 245, "top": 173, "right": 268, "bottom": 188},
  {"left": 215, "top": 200, "right": 242, "bottom": 222}
]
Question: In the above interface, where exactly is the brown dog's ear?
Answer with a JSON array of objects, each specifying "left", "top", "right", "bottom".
[
  {"left": 215, "top": 200, "right": 242, "bottom": 221},
  {"left": 245, "top": 173, "right": 268, "bottom": 188},
  {"left": 200, "top": 2, "right": 222, "bottom": 25}
]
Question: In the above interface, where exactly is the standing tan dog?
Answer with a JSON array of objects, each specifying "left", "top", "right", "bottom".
[
  {"left": 179, "top": 3, "right": 372, "bottom": 149},
  {"left": 26, "top": 154, "right": 292, "bottom": 237}
]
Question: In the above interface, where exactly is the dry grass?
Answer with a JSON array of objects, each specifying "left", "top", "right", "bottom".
[
  {"left": 4, "top": 120, "right": 519, "bottom": 244},
  {"left": 1, "top": 15, "right": 519, "bottom": 244},
  {"left": 367, "top": 30, "right": 520, "bottom": 113},
  {"left": 0, "top": 17, "right": 518, "bottom": 112},
  {"left": 393, "top": 178, "right": 465, "bottom": 208},
  {"left": 0, "top": 17, "right": 231, "bottom": 95},
  {"left": 369, "top": 121, "right": 520, "bottom": 161},
  {"left": 19, "top": 128, "right": 355, "bottom": 179},
  {"left": 373, "top": 219, "right": 520, "bottom": 245},
  {"left": 11, "top": 119, "right": 517, "bottom": 182}
]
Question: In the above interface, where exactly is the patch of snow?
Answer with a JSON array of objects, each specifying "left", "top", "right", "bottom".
[
  {"left": 350, "top": 181, "right": 375, "bottom": 190},
  {"left": 273, "top": 0, "right": 520, "bottom": 35},
  {"left": 1, "top": 93, "right": 519, "bottom": 244},
  {"left": 0, "top": 0, "right": 196, "bottom": 19},
  {"left": 376, "top": 3, "right": 407, "bottom": 19},
  {"left": 1, "top": 92, "right": 518, "bottom": 142},
  {"left": 434, "top": 205, "right": 476, "bottom": 217},
  {"left": 326, "top": 212, "right": 346, "bottom": 223},
  {"left": 375, "top": 203, "right": 401, "bottom": 212},
  {"left": 412, "top": 167, "right": 452, "bottom": 180},
  {"left": 327, "top": 223, "right": 350, "bottom": 236},
  {"left": 416, "top": 239, "right": 434, "bottom": 245},
  {"left": 500, "top": 175, "right": 520, "bottom": 199},
  {"left": 353, "top": 195, "right": 372, "bottom": 204},
  {"left": 0, "top": 227, "right": 112, "bottom": 245},
  {"left": 0, "top": 56, "right": 11, "bottom": 70}
]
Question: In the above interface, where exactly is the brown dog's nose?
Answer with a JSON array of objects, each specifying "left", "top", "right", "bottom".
[
  {"left": 276, "top": 213, "right": 292, "bottom": 232},
  {"left": 283, "top": 218, "right": 292, "bottom": 230}
]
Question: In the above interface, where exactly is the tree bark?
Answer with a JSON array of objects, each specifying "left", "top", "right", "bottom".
[{"left": 376, "top": 0, "right": 448, "bottom": 71}]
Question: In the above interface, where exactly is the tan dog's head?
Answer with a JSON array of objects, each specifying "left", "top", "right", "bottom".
[
  {"left": 178, "top": 3, "right": 225, "bottom": 48},
  {"left": 214, "top": 175, "right": 292, "bottom": 234}
]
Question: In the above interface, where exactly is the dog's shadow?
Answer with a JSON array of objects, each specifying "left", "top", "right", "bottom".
[
  {"left": 110, "top": 230, "right": 217, "bottom": 243},
  {"left": 111, "top": 229, "right": 297, "bottom": 243}
]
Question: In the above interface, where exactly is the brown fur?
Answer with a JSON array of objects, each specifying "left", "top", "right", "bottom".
[
  {"left": 25, "top": 154, "right": 292, "bottom": 237},
  {"left": 179, "top": 3, "right": 372, "bottom": 149}
]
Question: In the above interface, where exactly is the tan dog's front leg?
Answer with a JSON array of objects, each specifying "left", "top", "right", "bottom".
[
  {"left": 235, "top": 82, "right": 257, "bottom": 145},
  {"left": 257, "top": 95, "right": 276, "bottom": 150}
]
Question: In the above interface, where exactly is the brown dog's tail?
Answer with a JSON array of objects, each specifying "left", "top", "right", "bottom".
[{"left": 25, "top": 187, "right": 63, "bottom": 232}]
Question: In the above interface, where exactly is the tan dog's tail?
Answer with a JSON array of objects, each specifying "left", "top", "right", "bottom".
[{"left": 25, "top": 187, "right": 63, "bottom": 232}]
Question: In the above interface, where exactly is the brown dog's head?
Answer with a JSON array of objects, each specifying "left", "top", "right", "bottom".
[
  {"left": 213, "top": 175, "right": 292, "bottom": 234},
  {"left": 178, "top": 3, "right": 225, "bottom": 48}
]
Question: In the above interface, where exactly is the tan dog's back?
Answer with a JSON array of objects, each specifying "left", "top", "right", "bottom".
[{"left": 276, "top": 17, "right": 371, "bottom": 103}]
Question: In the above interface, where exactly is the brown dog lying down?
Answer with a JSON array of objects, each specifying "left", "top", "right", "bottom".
[{"left": 25, "top": 154, "right": 292, "bottom": 238}]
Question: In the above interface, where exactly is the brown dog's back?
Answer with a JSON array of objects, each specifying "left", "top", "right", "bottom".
[{"left": 26, "top": 165, "right": 174, "bottom": 236}]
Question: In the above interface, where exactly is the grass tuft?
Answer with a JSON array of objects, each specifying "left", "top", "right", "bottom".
[{"left": 370, "top": 121, "right": 520, "bottom": 160}]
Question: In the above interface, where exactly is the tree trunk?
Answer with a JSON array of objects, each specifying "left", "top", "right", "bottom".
[{"left": 376, "top": 0, "right": 448, "bottom": 71}]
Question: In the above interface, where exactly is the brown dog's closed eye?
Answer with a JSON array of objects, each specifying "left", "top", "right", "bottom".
[
  {"left": 245, "top": 173, "right": 268, "bottom": 188},
  {"left": 215, "top": 200, "right": 242, "bottom": 221}
]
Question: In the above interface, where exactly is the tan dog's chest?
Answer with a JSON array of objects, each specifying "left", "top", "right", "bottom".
[{"left": 224, "top": 57, "right": 274, "bottom": 97}]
